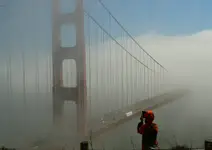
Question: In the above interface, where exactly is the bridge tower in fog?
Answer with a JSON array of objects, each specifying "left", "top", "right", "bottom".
[{"left": 52, "top": 0, "right": 87, "bottom": 137}]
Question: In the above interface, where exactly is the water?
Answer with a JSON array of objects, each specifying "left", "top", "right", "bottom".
[{"left": 93, "top": 87, "right": 212, "bottom": 150}]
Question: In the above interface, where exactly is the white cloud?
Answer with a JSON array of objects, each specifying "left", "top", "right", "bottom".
[
  {"left": 134, "top": 30, "right": 212, "bottom": 87},
  {"left": 83, "top": 29, "right": 212, "bottom": 90},
  {"left": 2, "top": 29, "right": 212, "bottom": 95}
]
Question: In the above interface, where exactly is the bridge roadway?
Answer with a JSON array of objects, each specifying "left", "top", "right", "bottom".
[
  {"left": 20, "top": 89, "right": 187, "bottom": 150},
  {"left": 92, "top": 87, "right": 212, "bottom": 150},
  {"left": 15, "top": 87, "right": 212, "bottom": 150}
]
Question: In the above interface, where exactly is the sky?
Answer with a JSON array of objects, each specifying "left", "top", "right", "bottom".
[
  {"left": 1, "top": 0, "right": 212, "bottom": 91},
  {"left": 0, "top": 0, "right": 212, "bottom": 40},
  {"left": 85, "top": 0, "right": 212, "bottom": 87},
  {"left": 1, "top": 0, "right": 212, "bottom": 46},
  {"left": 99, "top": 0, "right": 212, "bottom": 36}
]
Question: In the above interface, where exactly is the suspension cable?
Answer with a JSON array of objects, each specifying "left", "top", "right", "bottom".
[
  {"left": 97, "top": 0, "right": 167, "bottom": 72},
  {"left": 84, "top": 11, "right": 154, "bottom": 72}
]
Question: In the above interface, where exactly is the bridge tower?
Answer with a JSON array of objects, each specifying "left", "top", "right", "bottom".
[{"left": 52, "top": 0, "right": 87, "bottom": 137}]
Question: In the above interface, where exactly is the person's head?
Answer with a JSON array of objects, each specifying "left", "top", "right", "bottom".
[{"left": 144, "top": 110, "right": 155, "bottom": 124}]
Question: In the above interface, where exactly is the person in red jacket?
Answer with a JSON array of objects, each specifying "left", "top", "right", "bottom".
[{"left": 137, "top": 110, "right": 159, "bottom": 150}]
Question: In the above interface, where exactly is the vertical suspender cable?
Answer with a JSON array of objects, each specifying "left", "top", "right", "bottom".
[
  {"left": 102, "top": 26, "right": 106, "bottom": 115},
  {"left": 133, "top": 44, "right": 136, "bottom": 104},
  {"left": 22, "top": 7, "right": 27, "bottom": 106},
  {"left": 135, "top": 48, "right": 138, "bottom": 103},
  {"left": 115, "top": 32, "right": 119, "bottom": 110},
  {"left": 134, "top": 45, "right": 137, "bottom": 103},
  {"left": 161, "top": 67, "right": 163, "bottom": 93},
  {"left": 156, "top": 64, "right": 157, "bottom": 95},
  {"left": 109, "top": 15, "right": 112, "bottom": 113},
  {"left": 101, "top": 28, "right": 106, "bottom": 115},
  {"left": 152, "top": 61, "right": 154, "bottom": 97},
  {"left": 96, "top": 25, "right": 99, "bottom": 118},
  {"left": 157, "top": 65, "right": 159, "bottom": 95},
  {"left": 163, "top": 68, "right": 165, "bottom": 92},
  {"left": 9, "top": 50, "right": 12, "bottom": 100},
  {"left": 159, "top": 65, "right": 161, "bottom": 94},
  {"left": 156, "top": 62, "right": 157, "bottom": 96},
  {"left": 22, "top": 51, "right": 26, "bottom": 108},
  {"left": 125, "top": 36, "right": 129, "bottom": 107},
  {"left": 143, "top": 51, "right": 146, "bottom": 100},
  {"left": 35, "top": 34, "right": 39, "bottom": 95},
  {"left": 49, "top": 55, "right": 52, "bottom": 93},
  {"left": 100, "top": 27, "right": 103, "bottom": 114},
  {"left": 159, "top": 66, "right": 161, "bottom": 94},
  {"left": 121, "top": 32, "right": 124, "bottom": 110},
  {"left": 46, "top": 55, "right": 49, "bottom": 93},
  {"left": 162, "top": 68, "right": 164, "bottom": 92},
  {"left": 160, "top": 66, "right": 161, "bottom": 94},
  {"left": 87, "top": 16, "right": 92, "bottom": 129},
  {"left": 124, "top": 33, "right": 126, "bottom": 108},
  {"left": 157, "top": 64, "right": 158, "bottom": 95},
  {"left": 8, "top": 19, "right": 13, "bottom": 100},
  {"left": 154, "top": 61, "right": 155, "bottom": 97},
  {"left": 151, "top": 59, "right": 154, "bottom": 98},
  {"left": 114, "top": 38, "right": 117, "bottom": 111},
  {"left": 105, "top": 17, "right": 109, "bottom": 114},
  {"left": 8, "top": 50, "right": 12, "bottom": 101},
  {"left": 130, "top": 41, "right": 133, "bottom": 105},
  {"left": 152, "top": 60, "right": 154, "bottom": 98},
  {"left": 150, "top": 58, "right": 152, "bottom": 99},
  {"left": 149, "top": 59, "right": 152, "bottom": 99},
  {"left": 106, "top": 19, "right": 110, "bottom": 114},
  {"left": 138, "top": 48, "right": 140, "bottom": 101},
  {"left": 140, "top": 49, "right": 142, "bottom": 101},
  {"left": 147, "top": 56, "right": 149, "bottom": 100},
  {"left": 137, "top": 48, "right": 139, "bottom": 102}
]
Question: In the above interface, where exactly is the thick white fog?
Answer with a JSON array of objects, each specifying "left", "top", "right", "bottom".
[
  {"left": 1, "top": 0, "right": 212, "bottom": 149},
  {"left": 134, "top": 30, "right": 212, "bottom": 88}
]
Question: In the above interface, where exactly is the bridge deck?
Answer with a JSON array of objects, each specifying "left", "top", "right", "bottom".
[
  {"left": 92, "top": 88, "right": 212, "bottom": 150},
  {"left": 89, "top": 89, "right": 189, "bottom": 139},
  {"left": 22, "top": 90, "right": 189, "bottom": 150}
]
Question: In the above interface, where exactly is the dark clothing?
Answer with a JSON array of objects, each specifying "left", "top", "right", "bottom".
[
  {"left": 137, "top": 121, "right": 143, "bottom": 132},
  {"left": 137, "top": 121, "right": 158, "bottom": 150}
]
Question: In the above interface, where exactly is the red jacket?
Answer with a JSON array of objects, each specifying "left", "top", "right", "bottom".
[{"left": 138, "top": 122, "right": 158, "bottom": 150}]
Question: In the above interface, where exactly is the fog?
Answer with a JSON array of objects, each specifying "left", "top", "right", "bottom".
[
  {"left": 85, "top": 30, "right": 212, "bottom": 150},
  {"left": 1, "top": 28, "right": 211, "bottom": 149},
  {"left": 135, "top": 30, "right": 212, "bottom": 88},
  {"left": 1, "top": 0, "right": 212, "bottom": 149},
  {"left": 93, "top": 87, "right": 212, "bottom": 149}
]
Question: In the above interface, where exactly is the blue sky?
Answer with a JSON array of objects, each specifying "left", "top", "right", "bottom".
[
  {"left": 0, "top": 0, "right": 211, "bottom": 74},
  {"left": 1, "top": 0, "right": 212, "bottom": 49},
  {"left": 0, "top": 0, "right": 212, "bottom": 67},
  {"left": 97, "top": 0, "right": 212, "bottom": 36}
]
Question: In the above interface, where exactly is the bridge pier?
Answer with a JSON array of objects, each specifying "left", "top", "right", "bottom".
[{"left": 52, "top": 0, "right": 87, "bottom": 138}]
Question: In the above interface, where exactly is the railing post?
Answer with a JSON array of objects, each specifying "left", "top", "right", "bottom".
[
  {"left": 80, "top": 141, "right": 89, "bottom": 150},
  {"left": 205, "top": 139, "right": 212, "bottom": 150}
]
